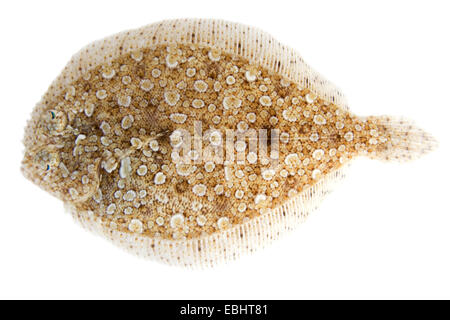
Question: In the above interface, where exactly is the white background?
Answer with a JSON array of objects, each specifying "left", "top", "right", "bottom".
[{"left": 1, "top": 0, "right": 449, "bottom": 299}]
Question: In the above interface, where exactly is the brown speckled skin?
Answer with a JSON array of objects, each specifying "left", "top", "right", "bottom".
[
  {"left": 21, "top": 20, "right": 436, "bottom": 265},
  {"left": 22, "top": 44, "right": 389, "bottom": 240}
]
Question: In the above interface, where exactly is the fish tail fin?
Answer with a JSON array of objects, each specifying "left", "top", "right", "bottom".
[{"left": 365, "top": 115, "right": 438, "bottom": 162}]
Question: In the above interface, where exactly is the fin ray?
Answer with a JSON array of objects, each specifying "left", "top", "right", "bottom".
[
  {"left": 366, "top": 116, "right": 438, "bottom": 162},
  {"left": 67, "top": 164, "right": 350, "bottom": 268},
  {"left": 36, "top": 19, "right": 349, "bottom": 119}
]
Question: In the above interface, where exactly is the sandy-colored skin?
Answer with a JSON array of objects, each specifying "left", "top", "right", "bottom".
[
  {"left": 21, "top": 43, "right": 391, "bottom": 240},
  {"left": 21, "top": 20, "right": 436, "bottom": 265}
]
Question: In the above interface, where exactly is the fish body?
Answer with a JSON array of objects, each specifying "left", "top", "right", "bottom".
[{"left": 22, "top": 19, "right": 437, "bottom": 267}]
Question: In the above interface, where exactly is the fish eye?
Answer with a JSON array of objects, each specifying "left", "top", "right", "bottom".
[
  {"left": 34, "top": 148, "right": 60, "bottom": 172},
  {"left": 44, "top": 109, "right": 57, "bottom": 121},
  {"left": 43, "top": 110, "right": 67, "bottom": 134}
]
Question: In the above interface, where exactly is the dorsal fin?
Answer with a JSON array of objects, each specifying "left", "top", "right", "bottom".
[{"left": 31, "top": 19, "right": 349, "bottom": 136}]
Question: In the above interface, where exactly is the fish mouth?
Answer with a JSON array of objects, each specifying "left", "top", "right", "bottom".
[{"left": 21, "top": 149, "right": 41, "bottom": 183}]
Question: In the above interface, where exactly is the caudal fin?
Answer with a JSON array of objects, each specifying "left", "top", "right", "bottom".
[{"left": 366, "top": 116, "right": 438, "bottom": 162}]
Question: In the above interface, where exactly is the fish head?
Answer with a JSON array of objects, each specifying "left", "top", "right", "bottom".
[{"left": 21, "top": 105, "right": 100, "bottom": 203}]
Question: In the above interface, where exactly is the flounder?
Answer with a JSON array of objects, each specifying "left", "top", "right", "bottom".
[{"left": 22, "top": 19, "right": 437, "bottom": 267}]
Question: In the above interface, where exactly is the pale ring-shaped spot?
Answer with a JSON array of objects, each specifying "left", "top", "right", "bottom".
[
  {"left": 213, "top": 81, "right": 222, "bottom": 92},
  {"left": 166, "top": 54, "right": 179, "bottom": 68},
  {"left": 117, "top": 95, "right": 131, "bottom": 107},
  {"left": 176, "top": 81, "right": 187, "bottom": 90},
  {"left": 169, "top": 113, "right": 187, "bottom": 124},
  {"left": 138, "top": 190, "right": 147, "bottom": 198},
  {"left": 235, "top": 170, "right": 245, "bottom": 179},
  {"left": 103, "top": 158, "right": 117, "bottom": 173},
  {"left": 121, "top": 115, "right": 134, "bottom": 130},
  {"left": 209, "top": 131, "right": 222, "bottom": 146},
  {"left": 170, "top": 130, "right": 184, "bottom": 148},
  {"left": 282, "top": 107, "right": 298, "bottom": 122},
  {"left": 259, "top": 95, "right": 272, "bottom": 107},
  {"left": 312, "top": 149, "right": 325, "bottom": 161},
  {"left": 154, "top": 172, "right": 166, "bottom": 185},
  {"left": 151, "top": 68, "right": 161, "bottom": 78},
  {"left": 329, "top": 148, "right": 337, "bottom": 157},
  {"left": 155, "top": 217, "right": 165, "bottom": 226},
  {"left": 191, "top": 201, "right": 203, "bottom": 212},
  {"left": 164, "top": 90, "right": 180, "bottom": 106},
  {"left": 208, "top": 49, "right": 221, "bottom": 61},
  {"left": 102, "top": 68, "right": 116, "bottom": 79},
  {"left": 245, "top": 70, "right": 257, "bottom": 82},
  {"left": 313, "top": 115, "right": 327, "bottom": 125},
  {"left": 192, "top": 99, "right": 205, "bottom": 109},
  {"left": 212, "top": 115, "right": 221, "bottom": 124},
  {"left": 280, "top": 169, "right": 289, "bottom": 178},
  {"left": 235, "top": 190, "right": 244, "bottom": 199},
  {"left": 196, "top": 215, "right": 207, "bottom": 227},
  {"left": 137, "top": 165, "right": 148, "bottom": 176},
  {"left": 237, "top": 203, "right": 247, "bottom": 213},
  {"left": 305, "top": 93, "right": 316, "bottom": 104},
  {"left": 106, "top": 203, "right": 116, "bottom": 215},
  {"left": 192, "top": 184, "right": 207, "bottom": 197},
  {"left": 176, "top": 163, "right": 195, "bottom": 177},
  {"left": 246, "top": 113, "right": 257, "bottom": 123},
  {"left": 237, "top": 121, "right": 248, "bottom": 132},
  {"left": 312, "top": 169, "right": 321, "bottom": 180},
  {"left": 204, "top": 162, "right": 215, "bottom": 173},
  {"left": 284, "top": 153, "right": 300, "bottom": 167},
  {"left": 223, "top": 96, "right": 242, "bottom": 109},
  {"left": 261, "top": 169, "right": 275, "bottom": 181},
  {"left": 336, "top": 121, "right": 345, "bottom": 130},
  {"left": 128, "top": 219, "right": 143, "bottom": 234},
  {"left": 186, "top": 68, "right": 196, "bottom": 77},
  {"left": 207, "top": 104, "right": 217, "bottom": 113},
  {"left": 226, "top": 75, "right": 236, "bottom": 85},
  {"left": 131, "top": 51, "right": 143, "bottom": 62},
  {"left": 122, "top": 76, "right": 132, "bottom": 85},
  {"left": 194, "top": 80, "right": 208, "bottom": 93},
  {"left": 217, "top": 217, "right": 230, "bottom": 230},
  {"left": 170, "top": 213, "right": 184, "bottom": 229},
  {"left": 247, "top": 152, "right": 258, "bottom": 164},
  {"left": 100, "top": 136, "right": 112, "bottom": 147},
  {"left": 123, "top": 190, "right": 136, "bottom": 202},
  {"left": 84, "top": 103, "right": 95, "bottom": 117},
  {"left": 280, "top": 78, "right": 290, "bottom": 87},
  {"left": 310, "top": 133, "right": 319, "bottom": 142},
  {"left": 214, "top": 184, "right": 224, "bottom": 195},
  {"left": 149, "top": 140, "right": 159, "bottom": 151},
  {"left": 269, "top": 116, "right": 278, "bottom": 126},
  {"left": 130, "top": 137, "right": 143, "bottom": 149},
  {"left": 344, "top": 131, "right": 354, "bottom": 142},
  {"left": 280, "top": 132, "right": 290, "bottom": 143},
  {"left": 96, "top": 90, "right": 107, "bottom": 100},
  {"left": 140, "top": 79, "right": 154, "bottom": 92}
]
